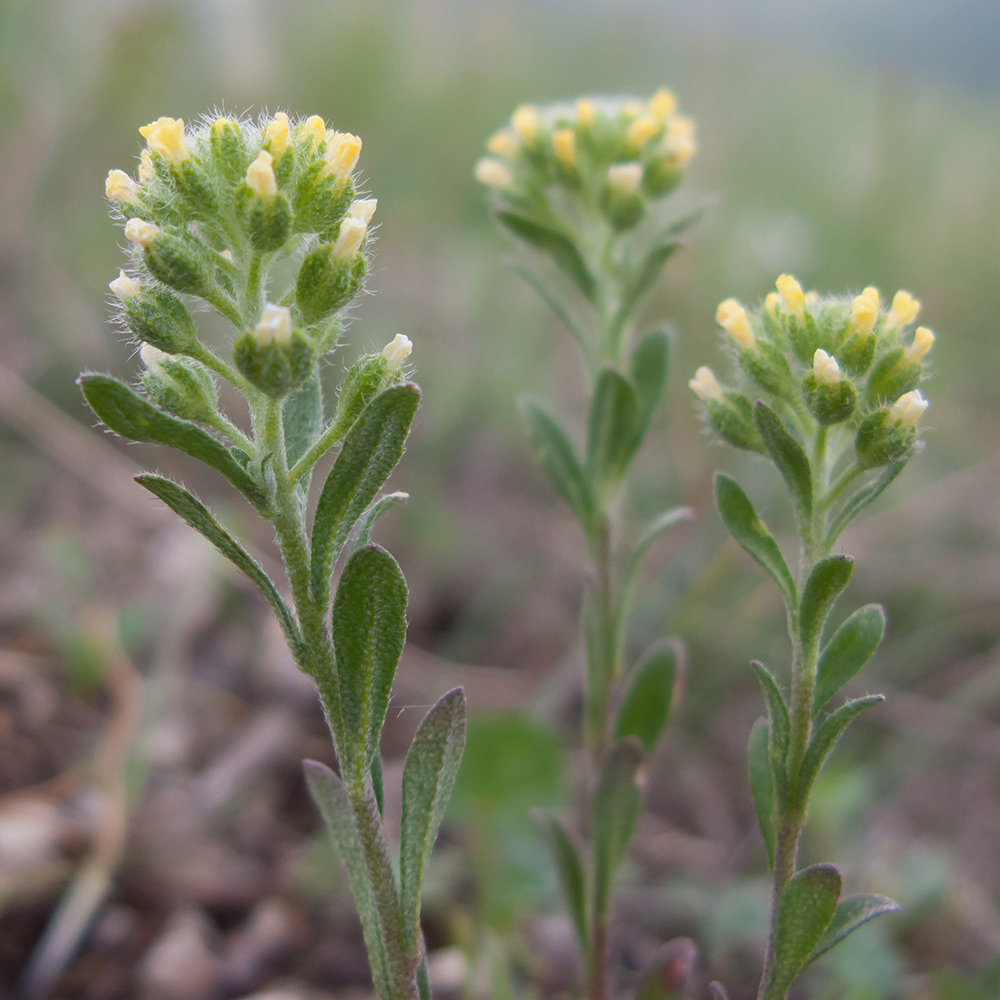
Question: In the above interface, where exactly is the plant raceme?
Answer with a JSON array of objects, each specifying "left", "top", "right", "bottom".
[
  {"left": 691, "top": 275, "right": 933, "bottom": 1000},
  {"left": 87, "top": 112, "right": 465, "bottom": 1000}
]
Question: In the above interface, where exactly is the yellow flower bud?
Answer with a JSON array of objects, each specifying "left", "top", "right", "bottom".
[
  {"left": 888, "top": 290, "right": 920, "bottom": 327},
  {"left": 649, "top": 89, "right": 678, "bottom": 121},
  {"left": 487, "top": 130, "right": 518, "bottom": 158},
  {"left": 348, "top": 198, "right": 377, "bottom": 224},
  {"left": 666, "top": 114, "right": 696, "bottom": 140},
  {"left": 764, "top": 291, "right": 781, "bottom": 315},
  {"left": 805, "top": 291, "right": 819, "bottom": 307},
  {"left": 324, "top": 131, "right": 362, "bottom": 178},
  {"left": 254, "top": 303, "right": 293, "bottom": 346},
  {"left": 689, "top": 366, "right": 723, "bottom": 401},
  {"left": 301, "top": 115, "right": 326, "bottom": 144},
  {"left": 626, "top": 114, "right": 660, "bottom": 150},
  {"left": 849, "top": 292, "right": 879, "bottom": 340},
  {"left": 381, "top": 334, "right": 412, "bottom": 371},
  {"left": 139, "top": 117, "right": 189, "bottom": 165},
  {"left": 124, "top": 218, "right": 160, "bottom": 248},
  {"left": 552, "top": 128, "right": 577, "bottom": 167},
  {"left": 661, "top": 132, "right": 697, "bottom": 167},
  {"left": 140, "top": 343, "right": 168, "bottom": 369},
  {"left": 511, "top": 105, "right": 539, "bottom": 142},
  {"left": 475, "top": 157, "right": 513, "bottom": 188},
  {"left": 888, "top": 389, "right": 928, "bottom": 427},
  {"left": 716, "top": 298, "right": 754, "bottom": 349},
  {"left": 607, "top": 162, "right": 643, "bottom": 195},
  {"left": 264, "top": 112, "right": 290, "bottom": 155},
  {"left": 138, "top": 149, "right": 155, "bottom": 183},
  {"left": 905, "top": 326, "right": 934, "bottom": 362},
  {"left": 109, "top": 270, "right": 141, "bottom": 300},
  {"left": 860, "top": 286, "right": 880, "bottom": 310},
  {"left": 575, "top": 99, "right": 596, "bottom": 127},
  {"left": 333, "top": 217, "right": 368, "bottom": 259},
  {"left": 623, "top": 100, "right": 643, "bottom": 119},
  {"left": 776, "top": 274, "right": 805, "bottom": 318},
  {"left": 813, "top": 349, "right": 841, "bottom": 386},
  {"left": 106, "top": 169, "right": 139, "bottom": 203},
  {"left": 245, "top": 150, "right": 277, "bottom": 203}
]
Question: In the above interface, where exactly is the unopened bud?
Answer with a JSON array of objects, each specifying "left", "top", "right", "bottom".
[
  {"left": 716, "top": 298, "right": 754, "bottom": 349},
  {"left": 255, "top": 304, "right": 292, "bottom": 346},
  {"left": 297, "top": 241, "right": 368, "bottom": 323},
  {"left": 804, "top": 350, "right": 856, "bottom": 424},
  {"left": 246, "top": 151, "right": 277, "bottom": 203},
  {"left": 139, "top": 117, "right": 189, "bottom": 164},
  {"left": 776, "top": 274, "right": 805, "bottom": 318},
  {"left": 138, "top": 149, "right": 155, "bottom": 183},
  {"left": 348, "top": 198, "right": 377, "bottom": 224},
  {"left": 511, "top": 105, "right": 539, "bottom": 142},
  {"left": 661, "top": 131, "right": 697, "bottom": 167},
  {"left": 887, "top": 290, "right": 920, "bottom": 327},
  {"left": 301, "top": 115, "right": 326, "bottom": 144},
  {"left": 553, "top": 128, "right": 577, "bottom": 167},
  {"left": 234, "top": 307, "right": 314, "bottom": 398},
  {"left": 689, "top": 366, "right": 723, "bottom": 402},
  {"left": 888, "top": 389, "right": 928, "bottom": 427},
  {"left": 109, "top": 270, "right": 141, "bottom": 300},
  {"left": 140, "top": 343, "right": 167, "bottom": 369},
  {"left": 905, "top": 326, "right": 934, "bottom": 362},
  {"left": 475, "top": 157, "right": 513, "bottom": 189},
  {"left": 813, "top": 349, "right": 841, "bottom": 386},
  {"left": 106, "top": 169, "right": 139, "bottom": 203},
  {"left": 142, "top": 349, "right": 218, "bottom": 422},
  {"left": 575, "top": 99, "right": 596, "bottom": 127},
  {"left": 124, "top": 218, "right": 160, "bottom": 248},
  {"left": 381, "top": 334, "right": 412, "bottom": 371},
  {"left": 855, "top": 401, "right": 921, "bottom": 468},
  {"left": 487, "top": 130, "right": 518, "bottom": 158},
  {"left": 603, "top": 163, "right": 645, "bottom": 230},
  {"left": 324, "top": 131, "right": 362, "bottom": 178},
  {"left": 849, "top": 292, "right": 879, "bottom": 341},
  {"left": 764, "top": 292, "right": 781, "bottom": 315},
  {"left": 333, "top": 217, "right": 368, "bottom": 259},
  {"left": 264, "top": 112, "right": 290, "bottom": 156},
  {"left": 608, "top": 162, "right": 643, "bottom": 195},
  {"left": 121, "top": 286, "right": 197, "bottom": 354},
  {"left": 626, "top": 115, "right": 660, "bottom": 151},
  {"left": 649, "top": 89, "right": 678, "bottom": 121},
  {"left": 208, "top": 117, "right": 248, "bottom": 183}
]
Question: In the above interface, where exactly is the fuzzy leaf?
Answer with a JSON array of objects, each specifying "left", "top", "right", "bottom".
[
  {"left": 806, "top": 894, "right": 900, "bottom": 965},
  {"left": 629, "top": 328, "right": 670, "bottom": 447},
  {"left": 587, "top": 367, "right": 641, "bottom": 486},
  {"left": 814, "top": 605, "right": 885, "bottom": 715},
  {"left": 800, "top": 556, "right": 855, "bottom": 656},
  {"left": 352, "top": 492, "right": 409, "bottom": 553},
  {"left": 535, "top": 812, "right": 589, "bottom": 954},
  {"left": 753, "top": 401, "right": 813, "bottom": 524},
  {"left": 765, "top": 865, "right": 842, "bottom": 1000},
  {"left": 496, "top": 210, "right": 596, "bottom": 301},
  {"left": 303, "top": 760, "right": 391, "bottom": 1000},
  {"left": 283, "top": 370, "right": 324, "bottom": 469},
  {"left": 751, "top": 662, "right": 790, "bottom": 807},
  {"left": 827, "top": 460, "right": 907, "bottom": 545},
  {"left": 80, "top": 373, "right": 269, "bottom": 509},
  {"left": 714, "top": 474, "right": 796, "bottom": 609},
  {"left": 400, "top": 689, "right": 467, "bottom": 954},
  {"left": 614, "top": 642, "right": 678, "bottom": 751},
  {"left": 748, "top": 718, "right": 776, "bottom": 868},
  {"left": 310, "top": 384, "right": 419, "bottom": 604},
  {"left": 593, "top": 738, "right": 644, "bottom": 915},
  {"left": 331, "top": 545, "right": 408, "bottom": 783}
]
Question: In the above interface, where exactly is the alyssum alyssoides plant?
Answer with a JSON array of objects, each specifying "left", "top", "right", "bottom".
[
  {"left": 477, "top": 90, "right": 702, "bottom": 1000},
  {"left": 691, "top": 276, "right": 934, "bottom": 1000},
  {"left": 87, "top": 112, "right": 466, "bottom": 1000}
]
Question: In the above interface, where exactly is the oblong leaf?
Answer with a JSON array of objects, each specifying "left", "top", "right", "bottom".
[
  {"left": 283, "top": 370, "right": 323, "bottom": 469},
  {"left": 331, "top": 544, "right": 408, "bottom": 782},
  {"left": 765, "top": 864, "right": 842, "bottom": 1000},
  {"left": 310, "top": 384, "right": 419, "bottom": 604},
  {"left": 814, "top": 605, "right": 885, "bottom": 715},
  {"left": 827, "top": 460, "right": 907, "bottom": 547},
  {"left": 751, "top": 661, "right": 790, "bottom": 807},
  {"left": 587, "top": 367, "right": 640, "bottom": 486},
  {"left": 80, "top": 373, "right": 268, "bottom": 509},
  {"left": 800, "top": 555, "right": 855, "bottom": 656},
  {"left": 714, "top": 474, "right": 796, "bottom": 609},
  {"left": 805, "top": 893, "right": 900, "bottom": 965},
  {"left": 535, "top": 812, "right": 589, "bottom": 955},
  {"left": 796, "top": 695, "right": 884, "bottom": 809},
  {"left": 629, "top": 328, "right": 670, "bottom": 443},
  {"left": 496, "top": 210, "right": 596, "bottom": 301},
  {"left": 593, "top": 737, "right": 644, "bottom": 914},
  {"left": 614, "top": 642, "right": 678, "bottom": 751},
  {"left": 521, "top": 397, "right": 592, "bottom": 527},
  {"left": 753, "top": 401, "right": 813, "bottom": 524},
  {"left": 400, "top": 689, "right": 467, "bottom": 953},
  {"left": 352, "top": 492, "right": 409, "bottom": 554},
  {"left": 135, "top": 474, "right": 303, "bottom": 661},
  {"left": 748, "top": 718, "right": 776, "bottom": 868}
]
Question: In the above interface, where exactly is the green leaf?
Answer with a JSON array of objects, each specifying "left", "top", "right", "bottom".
[
  {"left": 750, "top": 662, "right": 790, "bottom": 808},
  {"left": 283, "top": 370, "right": 323, "bottom": 469},
  {"left": 400, "top": 688, "right": 467, "bottom": 954},
  {"left": 714, "top": 474, "right": 796, "bottom": 609},
  {"left": 614, "top": 642, "right": 678, "bottom": 751},
  {"left": 797, "top": 695, "right": 884, "bottom": 808},
  {"left": 765, "top": 864, "right": 842, "bottom": 1000},
  {"left": 805, "top": 894, "right": 900, "bottom": 965},
  {"left": 629, "top": 328, "right": 670, "bottom": 446},
  {"left": 635, "top": 938, "right": 698, "bottom": 1000},
  {"left": 593, "top": 737, "right": 644, "bottom": 915},
  {"left": 535, "top": 812, "right": 589, "bottom": 955},
  {"left": 331, "top": 545, "right": 408, "bottom": 783},
  {"left": 352, "top": 492, "right": 409, "bottom": 553},
  {"left": 753, "top": 401, "right": 813, "bottom": 524},
  {"left": 587, "top": 367, "right": 641, "bottom": 486},
  {"left": 800, "top": 555, "right": 855, "bottom": 656},
  {"left": 814, "top": 605, "right": 885, "bottom": 715},
  {"left": 310, "top": 384, "right": 419, "bottom": 605},
  {"left": 521, "top": 397, "right": 592, "bottom": 528},
  {"left": 826, "top": 460, "right": 907, "bottom": 546},
  {"left": 510, "top": 261, "right": 587, "bottom": 351},
  {"left": 496, "top": 210, "right": 596, "bottom": 301},
  {"left": 747, "top": 718, "right": 776, "bottom": 868},
  {"left": 135, "top": 475, "right": 303, "bottom": 660},
  {"left": 303, "top": 760, "right": 392, "bottom": 1000},
  {"left": 79, "top": 373, "right": 269, "bottom": 510}
]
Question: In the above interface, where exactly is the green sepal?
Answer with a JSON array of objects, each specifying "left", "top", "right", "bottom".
[
  {"left": 799, "top": 555, "right": 855, "bottom": 657},
  {"left": 600, "top": 183, "right": 645, "bottom": 231},
  {"left": 707, "top": 393, "right": 765, "bottom": 453},
  {"left": 747, "top": 718, "right": 776, "bottom": 867},
  {"left": 635, "top": 939, "right": 698, "bottom": 1000},
  {"left": 297, "top": 243, "right": 368, "bottom": 323},
  {"left": 803, "top": 373, "right": 858, "bottom": 425},
  {"left": 233, "top": 329, "right": 315, "bottom": 399},
  {"left": 814, "top": 605, "right": 885, "bottom": 715},
  {"left": 399, "top": 688, "right": 467, "bottom": 955},
  {"left": 310, "top": 384, "right": 420, "bottom": 604},
  {"left": 753, "top": 401, "right": 813, "bottom": 525},
  {"left": 592, "top": 737, "right": 644, "bottom": 916},
  {"left": 208, "top": 117, "right": 250, "bottom": 183},
  {"left": 750, "top": 661, "right": 790, "bottom": 808},
  {"left": 331, "top": 544, "right": 408, "bottom": 784},
  {"left": 614, "top": 641, "right": 678, "bottom": 751},
  {"left": 171, "top": 158, "right": 218, "bottom": 218},
  {"left": 628, "top": 328, "right": 669, "bottom": 448},
  {"left": 764, "top": 864, "right": 842, "bottom": 1000},
  {"left": 740, "top": 342, "right": 793, "bottom": 395},
  {"left": 242, "top": 188, "right": 293, "bottom": 252},
  {"left": 520, "top": 397, "right": 593, "bottom": 530},
  {"left": 496, "top": 210, "right": 596, "bottom": 302},
  {"left": 141, "top": 354, "right": 218, "bottom": 423},
  {"left": 534, "top": 812, "right": 589, "bottom": 956},
  {"left": 142, "top": 229, "right": 216, "bottom": 297},
  {"left": 866, "top": 347, "right": 921, "bottom": 403},
  {"left": 854, "top": 410, "right": 917, "bottom": 469},
  {"left": 796, "top": 695, "right": 884, "bottom": 809},
  {"left": 121, "top": 286, "right": 197, "bottom": 354},
  {"left": 78, "top": 373, "right": 269, "bottom": 510},
  {"left": 714, "top": 474, "right": 796, "bottom": 610},
  {"left": 826, "top": 460, "right": 907, "bottom": 547},
  {"left": 587, "top": 367, "right": 640, "bottom": 488},
  {"left": 303, "top": 760, "right": 392, "bottom": 1000},
  {"left": 805, "top": 894, "right": 900, "bottom": 965}
]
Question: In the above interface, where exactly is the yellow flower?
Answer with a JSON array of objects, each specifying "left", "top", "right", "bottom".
[
  {"left": 716, "top": 298, "right": 754, "bottom": 349},
  {"left": 661, "top": 132, "right": 697, "bottom": 167},
  {"left": 245, "top": 151, "right": 277, "bottom": 203},
  {"left": 764, "top": 292, "right": 781, "bottom": 315},
  {"left": 511, "top": 105, "right": 539, "bottom": 142},
  {"left": 264, "top": 112, "right": 290, "bottom": 156},
  {"left": 575, "top": 99, "right": 596, "bottom": 128},
  {"left": 348, "top": 198, "right": 377, "bottom": 224},
  {"left": 689, "top": 366, "right": 723, "bottom": 401},
  {"left": 649, "top": 89, "right": 678, "bottom": 121},
  {"left": 301, "top": 115, "right": 326, "bottom": 144},
  {"left": 487, "top": 130, "right": 518, "bottom": 158},
  {"left": 109, "top": 270, "right": 141, "bottom": 300},
  {"left": 552, "top": 128, "right": 577, "bottom": 167},
  {"left": 888, "top": 290, "right": 920, "bottom": 327},
  {"left": 607, "top": 162, "right": 643, "bottom": 195},
  {"left": 860, "top": 286, "right": 880, "bottom": 310},
  {"left": 140, "top": 343, "right": 168, "bottom": 369},
  {"left": 776, "top": 274, "right": 805, "bottom": 318},
  {"left": 381, "top": 334, "right": 412, "bottom": 370},
  {"left": 139, "top": 117, "right": 189, "bottom": 165},
  {"left": 666, "top": 114, "right": 696, "bottom": 140},
  {"left": 105, "top": 169, "right": 138, "bottom": 203},
  {"left": 849, "top": 292, "right": 879, "bottom": 340},
  {"left": 626, "top": 115, "right": 660, "bottom": 151},
  {"left": 333, "top": 217, "right": 368, "bottom": 259},
  {"left": 254, "top": 303, "right": 293, "bottom": 346},
  {"left": 905, "top": 326, "right": 934, "bottom": 362},
  {"left": 138, "top": 149, "right": 155, "bottom": 183},
  {"left": 888, "top": 389, "right": 928, "bottom": 426},
  {"left": 124, "top": 218, "right": 160, "bottom": 248},
  {"left": 475, "top": 157, "right": 513, "bottom": 188},
  {"left": 813, "top": 349, "right": 841, "bottom": 386},
  {"left": 324, "top": 131, "right": 362, "bottom": 178}
]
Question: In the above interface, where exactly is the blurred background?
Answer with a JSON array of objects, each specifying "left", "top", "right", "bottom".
[{"left": 1, "top": 1, "right": 999, "bottom": 998}]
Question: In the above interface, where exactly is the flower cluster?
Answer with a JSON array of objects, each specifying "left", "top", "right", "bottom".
[
  {"left": 105, "top": 112, "right": 378, "bottom": 400},
  {"left": 475, "top": 89, "right": 697, "bottom": 231},
  {"left": 691, "top": 275, "right": 933, "bottom": 469}
]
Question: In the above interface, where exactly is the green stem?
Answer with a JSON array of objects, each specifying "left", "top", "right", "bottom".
[
  {"left": 188, "top": 342, "right": 256, "bottom": 396},
  {"left": 289, "top": 411, "right": 352, "bottom": 484},
  {"left": 205, "top": 412, "right": 255, "bottom": 454}
]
